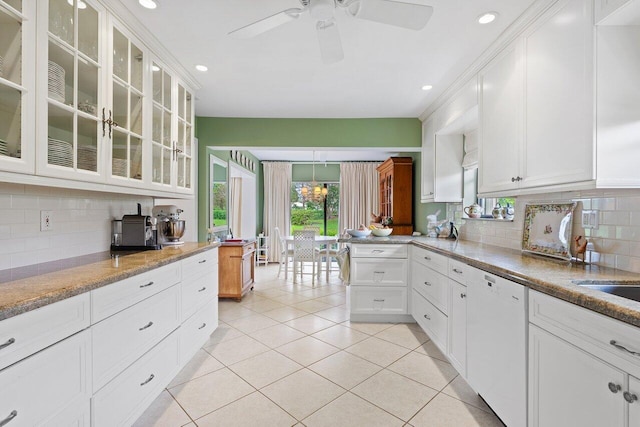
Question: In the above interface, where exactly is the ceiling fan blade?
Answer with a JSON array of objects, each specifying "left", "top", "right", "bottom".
[
  {"left": 228, "top": 8, "right": 304, "bottom": 39},
  {"left": 316, "top": 20, "right": 344, "bottom": 64},
  {"left": 348, "top": 0, "right": 433, "bottom": 30}
]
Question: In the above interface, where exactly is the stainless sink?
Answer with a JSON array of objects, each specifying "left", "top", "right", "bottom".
[{"left": 573, "top": 280, "right": 640, "bottom": 303}]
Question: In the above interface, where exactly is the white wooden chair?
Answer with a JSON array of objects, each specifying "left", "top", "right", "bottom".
[
  {"left": 274, "top": 226, "right": 294, "bottom": 278},
  {"left": 293, "top": 230, "right": 321, "bottom": 285}
]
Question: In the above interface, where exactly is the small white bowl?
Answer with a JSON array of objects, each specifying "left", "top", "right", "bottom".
[
  {"left": 347, "top": 228, "right": 372, "bottom": 238},
  {"left": 371, "top": 228, "right": 393, "bottom": 237}
]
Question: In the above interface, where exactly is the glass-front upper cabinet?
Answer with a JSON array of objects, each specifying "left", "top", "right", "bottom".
[
  {"left": 175, "top": 82, "right": 193, "bottom": 191},
  {"left": 151, "top": 60, "right": 172, "bottom": 188},
  {"left": 0, "top": 0, "right": 35, "bottom": 174},
  {"left": 37, "top": 0, "right": 104, "bottom": 181},
  {"left": 108, "top": 24, "right": 145, "bottom": 185}
]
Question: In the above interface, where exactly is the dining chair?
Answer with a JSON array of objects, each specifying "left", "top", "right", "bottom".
[
  {"left": 274, "top": 227, "right": 294, "bottom": 278},
  {"left": 293, "top": 230, "right": 321, "bottom": 285}
]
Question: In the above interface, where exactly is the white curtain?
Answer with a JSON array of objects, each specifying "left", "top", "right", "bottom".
[
  {"left": 263, "top": 162, "right": 292, "bottom": 262},
  {"left": 339, "top": 162, "right": 380, "bottom": 233},
  {"left": 229, "top": 177, "right": 242, "bottom": 238}
]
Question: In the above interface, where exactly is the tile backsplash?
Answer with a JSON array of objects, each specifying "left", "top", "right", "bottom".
[
  {"left": 0, "top": 183, "right": 153, "bottom": 270},
  {"left": 454, "top": 189, "right": 640, "bottom": 274}
]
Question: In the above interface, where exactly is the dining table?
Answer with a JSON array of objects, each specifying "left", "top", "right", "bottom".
[{"left": 283, "top": 235, "right": 338, "bottom": 282}]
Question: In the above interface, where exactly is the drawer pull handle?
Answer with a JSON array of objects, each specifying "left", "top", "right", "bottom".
[
  {"left": 139, "top": 321, "right": 154, "bottom": 331},
  {"left": 423, "top": 314, "right": 431, "bottom": 320},
  {"left": 610, "top": 340, "right": 640, "bottom": 357},
  {"left": 424, "top": 281, "right": 432, "bottom": 286},
  {"left": 424, "top": 256, "right": 431, "bottom": 261},
  {"left": 373, "top": 299, "right": 385, "bottom": 302},
  {"left": 624, "top": 391, "right": 638, "bottom": 404},
  {"left": 372, "top": 250, "right": 384, "bottom": 253},
  {"left": 608, "top": 382, "right": 621, "bottom": 393},
  {"left": 199, "top": 259, "right": 207, "bottom": 264},
  {"left": 198, "top": 323, "right": 207, "bottom": 329},
  {"left": 140, "top": 374, "right": 155, "bottom": 386},
  {"left": 140, "top": 281, "right": 154, "bottom": 288},
  {"left": 460, "top": 293, "right": 466, "bottom": 298},
  {"left": 0, "top": 338, "right": 15, "bottom": 350},
  {"left": 0, "top": 410, "right": 17, "bottom": 426},
  {"left": 452, "top": 268, "right": 463, "bottom": 274},
  {"left": 198, "top": 287, "right": 206, "bottom": 292},
  {"left": 374, "top": 271, "right": 385, "bottom": 274}
]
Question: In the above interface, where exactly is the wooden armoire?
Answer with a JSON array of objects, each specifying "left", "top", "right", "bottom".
[{"left": 377, "top": 157, "right": 413, "bottom": 235}]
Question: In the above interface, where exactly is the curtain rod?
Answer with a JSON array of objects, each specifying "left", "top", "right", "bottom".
[{"left": 261, "top": 160, "right": 383, "bottom": 164}]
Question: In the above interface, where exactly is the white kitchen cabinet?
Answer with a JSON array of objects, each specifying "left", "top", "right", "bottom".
[
  {"left": 36, "top": 0, "right": 107, "bottom": 183},
  {"left": 529, "top": 289, "right": 640, "bottom": 426},
  {"left": 529, "top": 324, "right": 626, "bottom": 427},
  {"left": 448, "top": 276, "right": 467, "bottom": 377},
  {"left": 433, "top": 134, "right": 463, "bottom": 202},
  {"left": 412, "top": 289, "right": 448, "bottom": 351},
  {"left": 595, "top": 0, "right": 635, "bottom": 23},
  {"left": 467, "top": 269, "right": 527, "bottom": 427},
  {"left": 479, "top": 0, "right": 595, "bottom": 196},
  {"left": 420, "top": 116, "right": 436, "bottom": 202},
  {"left": 0, "top": 0, "right": 36, "bottom": 175},
  {"left": 349, "top": 244, "right": 411, "bottom": 322},
  {"left": 478, "top": 40, "right": 523, "bottom": 195},
  {"left": 521, "top": 0, "right": 594, "bottom": 189},
  {"left": 0, "top": 329, "right": 92, "bottom": 427}
]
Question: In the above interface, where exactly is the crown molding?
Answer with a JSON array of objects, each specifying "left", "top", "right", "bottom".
[
  {"left": 419, "top": 0, "right": 558, "bottom": 122},
  {"left": 102, "top": 0, "right": 202, "bottom": 91}
]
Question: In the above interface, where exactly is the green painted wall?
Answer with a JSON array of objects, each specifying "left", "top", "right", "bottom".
[
  {"left": 292, "top": 163, "right": 340, "bottom": 182},
  {"left": 196, "top": 117, "right": 423, "bottom": 241}
]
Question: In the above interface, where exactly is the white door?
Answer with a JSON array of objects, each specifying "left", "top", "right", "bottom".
[
  {"left": 478, "top": 40, "right": 523, "bottom": 194},
  {"left": 448, "top": 279, "right": 467, "bottom": 376},
  {"left": 528, "top": 324, "right": 626, "bottom": 427}
]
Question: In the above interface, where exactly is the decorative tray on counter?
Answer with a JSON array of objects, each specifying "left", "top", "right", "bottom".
[{"left": 522, "top": 202, "right": 577, "bottom": 260}]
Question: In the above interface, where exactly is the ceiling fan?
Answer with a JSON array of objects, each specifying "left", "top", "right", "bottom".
[{"left": 228, "top": 0, "right": 434, "bottom": 64}]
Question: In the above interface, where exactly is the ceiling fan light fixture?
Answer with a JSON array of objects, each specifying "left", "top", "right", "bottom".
[
  {"left": 477, "top": 12, "right": 498, "bottom": 24},
  {"left": 139, "top": 0, "right": 158, "bottom": 10}
]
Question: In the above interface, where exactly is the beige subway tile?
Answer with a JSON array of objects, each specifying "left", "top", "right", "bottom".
[
  {"left": 592, "top": 198, "right": 617, "bottom": 210},
  {"left": 616, "top": 226, "right": 640, "bottom": 242},
  {"left": 0, "top": 209, "right": 25, "bottom": 224}
]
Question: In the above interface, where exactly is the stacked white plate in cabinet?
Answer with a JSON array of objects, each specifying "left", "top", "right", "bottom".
[
  {"left": 48, "top": 61, "right": 65, "bottom": 103},
  {"left": 48, "top": 138, "right": 73, "bottom": 167},
  {"left": 112, "top": 158, "right": 127, "bottom": 176},
  {"left": 78, "top": 145, "right": 97, "bottom": 171},
  {"left": 0, "top": 139, "right": 8, "bottom": 157}
]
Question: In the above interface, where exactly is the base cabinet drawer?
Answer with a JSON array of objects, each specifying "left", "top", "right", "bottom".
[
  {"left": 182, "top": 249, "right": 218, "bottom": 282},
  {"left": 412, "top": 262, "right": 449, "bottom": 315},
  {"left": 180, "top": 301, "right": 218, "bottom": 364},
  {"left": 351, "top": 244, "right": 408, "bottom": 259},
  {"left": 411, "top": 247, "right": 448, "bottom": 274},
  {"left": 92, "top": 285, "right": 180, "bottom": 392},
  {"left": 350, "top": 287, "right": 407, "bottom": 314},
  {"left": 412, "top": 290, "right": 448, "bottom": 351},
  {"left": 0, "top": 330, "right": 91, "bottom": 427},
  {"left": 351, "top": 258, "right": 408, "bottom": 286},
  {"left": 0, "top": 293, "right": 90, "bottom": 371},
  {"left": 182, "top": 271, "right": 218, "bottom": 321},
  {"left": 92, "top": 331, "right": 180, "bottom": 427}
]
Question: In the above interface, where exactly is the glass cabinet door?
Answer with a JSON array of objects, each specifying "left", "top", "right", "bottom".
[
  {"left": 41, "top": 0, "right": 103, "bottom": 180},
  {"left": 151, "top": 61, "right": 173, "bottom": 187},
  {"left": 0, "top": 0, "right": 35, "bottom": 174},
  {"left": 175, "top": 82, "right": 193, "bottom": 191},
  {"left": 109, "top": 25, "right": 144, "bottom": 183}
]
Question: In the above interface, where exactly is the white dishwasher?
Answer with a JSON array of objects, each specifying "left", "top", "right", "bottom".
[{"left": 467, "top": 269, "right": 527, "bottom": 427}]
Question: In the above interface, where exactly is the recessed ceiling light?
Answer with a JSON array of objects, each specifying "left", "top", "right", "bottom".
[
  {"left": 195, "top": 65, "right": 208, "bottom": 72},
  {"left": 139, "top": 0, "right": 158, "bottom": 10},
  {"left": 478, "top": 12, "right": 498, "bottom": 24},
  {"left": 67, "top": 0, "right": 87, "bottom": 9},
  {"left": 151, "top": 64, "right": 160, "bottom": 72},
  {"left": 421, "top": 85, "right": 433, "bottom": 91}
]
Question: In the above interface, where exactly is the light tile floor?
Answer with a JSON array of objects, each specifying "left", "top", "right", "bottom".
[{"left": 134, "top": 264, "right": 505, "bottom": 427}]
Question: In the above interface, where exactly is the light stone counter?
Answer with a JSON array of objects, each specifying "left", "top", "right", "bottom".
[
  {"left": 343, "top": 235, "right": 640, "bottom": 327},
  {"left": 0, "top": 242, "right": 220, "bottom": 321}
]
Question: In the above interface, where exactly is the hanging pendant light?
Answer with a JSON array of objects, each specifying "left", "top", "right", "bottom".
[{"left": 302, "top": 151, "right": 326, "bottom": 202}]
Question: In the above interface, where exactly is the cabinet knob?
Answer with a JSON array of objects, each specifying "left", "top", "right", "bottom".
[
  {"left": 460, "top": 293, "right": 466, "bottom": 298},
  {"left": 624, "top": 391, "right": 638, "bottom": 404},
  {"left": 608, "top": 382, "right": 622, "bottom": 394},
  {"left": 452, "top": 268, "right": 463, "bottom": 274},
  {"left": 424, "top": 256, "right": 431, "bottom": 261},
  {"left": 0, "top": 410, "right": 17, "bottom": 426},
  {"left": 424, "top": 281, "right": 432, "bottom": 286},
  {"left": 511, "top": 177, "right": 517, "bottom": 182},
  {"left": 423, "top": 314, "right": 431, "bottom": 320}
]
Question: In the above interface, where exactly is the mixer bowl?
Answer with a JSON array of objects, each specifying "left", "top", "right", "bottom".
[{"left": 160, "top": 220, "right": 185, "bottom": 242}]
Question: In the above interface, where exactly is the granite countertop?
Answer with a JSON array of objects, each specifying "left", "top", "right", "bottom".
[
  {"left": 0, "top": 242, "right": 220, "bottom": 321},
  {"left": 344, "top": 235, "right": 640, "bottom": 327}
]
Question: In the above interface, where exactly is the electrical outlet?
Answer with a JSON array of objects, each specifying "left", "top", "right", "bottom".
[
  {"left": 581, "top": 210, "right": 599, "bottom": 230},
  {"left": 40, "top": 210, "right": 53, "bottom": 231}
]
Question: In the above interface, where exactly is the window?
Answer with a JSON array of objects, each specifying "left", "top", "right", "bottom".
[{"left": 290, "top": 182, "right": 339, "bottom": 235}]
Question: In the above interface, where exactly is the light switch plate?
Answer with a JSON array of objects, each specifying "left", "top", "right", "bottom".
[
  {"left": 40, "top": 210, "right": 53, "bottom": 231},
  {"left": 581, "top": 210, "right": 599, "bottom": 230}
]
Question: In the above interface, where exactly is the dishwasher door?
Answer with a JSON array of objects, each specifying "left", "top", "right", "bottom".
[{"left": 467, "top": 270, "right": 527, "bottom": 427}]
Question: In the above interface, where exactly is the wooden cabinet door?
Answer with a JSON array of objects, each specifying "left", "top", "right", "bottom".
[
  {"left": 528, "top": 324, "right": 625, "bottom": 427},
  {"left": 478, "top": 40, "right": 522, "bottom": 195},
  {"left": 522, "top": 0, "right": 594, "bottom": 189},
  {"left": 448, "top": 279, "right": 467, "bottom": 377}
]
